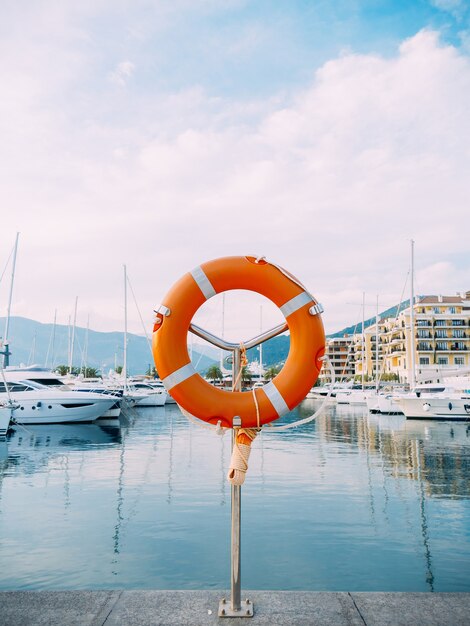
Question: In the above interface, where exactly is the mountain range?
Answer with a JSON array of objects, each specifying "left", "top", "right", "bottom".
[
  {"left": 0, "top": 316, "right": 217, "bottom": 375},
  {"left": 0, "top": 303, "right": 406, "bottom": 375}
]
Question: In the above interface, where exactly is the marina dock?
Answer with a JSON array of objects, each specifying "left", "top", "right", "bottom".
[{"left": 1, "top": 590, "right": 469, "bottom": 625}]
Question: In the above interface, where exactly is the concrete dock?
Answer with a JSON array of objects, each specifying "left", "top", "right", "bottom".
[{"left": 1, "top": 591, "right": 469, "bottom": 625}]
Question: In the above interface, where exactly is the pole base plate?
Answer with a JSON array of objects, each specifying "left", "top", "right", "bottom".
[{"left": 218, "top": 598, "right": 254, "bottom": 618}]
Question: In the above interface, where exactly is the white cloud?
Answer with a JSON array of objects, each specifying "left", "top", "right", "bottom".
[
  {"left": 431, "top": 0, "right": 464, "bottom": 15},
  {"left": 108, "top": 61, "right": 135, "bottom": 86},
  {"left": 1, "top": 27, "right": 469, "bottom": 340}
]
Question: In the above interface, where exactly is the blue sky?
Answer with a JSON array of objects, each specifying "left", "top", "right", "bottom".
[
  {"left": 1, "top": 0, "right": 470, "bottom": 340},
  {"left": 50, "top": 0, "right": 470, "bottom": 100}
]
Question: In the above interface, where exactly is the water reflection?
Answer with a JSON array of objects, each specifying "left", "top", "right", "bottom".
[
  {"left": 0, "top": 402, "right": 468, "bottom": 591},
  {"left": 7, "top": 422, "right": 122, "bottom": 450}
]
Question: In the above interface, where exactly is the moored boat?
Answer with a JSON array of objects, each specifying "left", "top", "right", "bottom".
[
  {"left": 1, "top": 367, "right": 116, "bottom": 424},
  {"left": 395, "top": 386, "right": 470, "bottom": 421}
]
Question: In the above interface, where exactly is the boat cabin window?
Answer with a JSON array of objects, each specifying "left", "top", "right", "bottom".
[
  {"left": 417, "top": 386, "right": 445, "bottom": 396},
  {"left": 0, "top": 382, "right": 32, "bottom": 392},
  {"left": 27, "top": 378, "right": 65, "bottom": 386}
]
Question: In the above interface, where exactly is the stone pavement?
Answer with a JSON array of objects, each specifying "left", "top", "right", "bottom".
[{"left": 0, "top": 590, "right": 469, "bottom": 625}]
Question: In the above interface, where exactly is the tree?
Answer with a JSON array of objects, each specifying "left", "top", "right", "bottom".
[
  {"left": 264, "top": 365, "right": 281, "bottom": 380},
  {"left": 80, "top": 367, "right": 100, "bottom": 378},
  {"left": 241, "top": 366, "right": 252, "bottom": 386},
  {"left": 206, "top": 365, "right": 223, "bottom": 382},
  {"left": 115, "top": 365, "right": 123, "bottom": 375},
  {"left": 146, "top": 365, "right": 158, "bottom": 377},
  {"left": 55, "top": 365, "right": 69, "bottom": 376}
]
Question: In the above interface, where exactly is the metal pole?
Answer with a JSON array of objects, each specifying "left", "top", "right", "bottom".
[
  {"left": 231, "top": 348, "right": 241, "bottom": 613},
  {"left": 219, "top": 346, "right": 253, "bottom": 618}
]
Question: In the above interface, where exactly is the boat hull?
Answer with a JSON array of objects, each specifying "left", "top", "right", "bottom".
[
  {"left": 135, "top": 393, "right": 166, "bottom": 407},
  {"left": 3, "top": 392, "right": 115, "bottom": 425},
  {"left": 397, "top": 396, "right": 470, "bottom": 420}
]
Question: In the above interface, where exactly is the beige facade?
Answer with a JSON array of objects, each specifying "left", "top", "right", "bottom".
[
  {"left": 322, "top": 291, "right": 470, "bottom": 384},
  {"left": 320, "top": 335, "right": 355, "bottom": 383}
]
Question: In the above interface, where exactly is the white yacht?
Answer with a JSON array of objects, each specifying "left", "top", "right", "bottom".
[
  {"left": 151, "top": 380, "right": 176, "bottom": 404},
  {"left": 376, "top": 392, "right": 403, "bottom": 414},
  {"left": 335, "top": 384, "right": 367, "bottom": 405},
  {"left": 127, "top": 382, "right": 166, "bottom": 406},
  {"left": 67, "top": 378, "right": 123, "bottom": 418},
  {"left": 395, "top": 385, "right": 470, "bottom": 420},
  {"left": 128, "top": 377, "right": 171, "bottom": 404},
  {"left": 1, "top": 367, "right": 116, "bottom": 424}
]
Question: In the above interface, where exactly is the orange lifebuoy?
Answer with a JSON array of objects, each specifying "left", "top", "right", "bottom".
[{"left": 152, "top": 256, "right": 325, "bottom": 429}]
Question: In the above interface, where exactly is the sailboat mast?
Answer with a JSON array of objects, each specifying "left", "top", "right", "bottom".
[
  {"left": 69, "top": 296, "right": 78, "bottom": 375},
  {"left": 123, "top": 265, "right": 128, "bottom": 392},
  {"left": 84, "top": 314, "right": 90, "bottom": 376},
  {"left": 220, "top": 292, "right": 225, "bottom": 372},
  {"left": 410, "top": 239, "right": 416, "bottom": 388},
  {"left": 375, "top": 294, "right": 379, "bottom": 393},
  {"left": 259, "top": 305, "right": 263, "bottom": 375},
  {"left": 362, "top": 291, "right": 365, "bottom": 391},
  {"left": 4, "top": 231, "right": 19, "bottom": 346},
  {"left": 50, "top": 309, "right": 57, "bottom": 369}
]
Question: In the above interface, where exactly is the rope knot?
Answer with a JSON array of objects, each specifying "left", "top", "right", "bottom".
[{"left": 227, "top": 428, "right": 258, "bottom": 486}]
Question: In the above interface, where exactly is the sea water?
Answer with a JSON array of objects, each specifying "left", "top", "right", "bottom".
[{"left": 0, "top": 400, "right": 469, "bottom": 591}]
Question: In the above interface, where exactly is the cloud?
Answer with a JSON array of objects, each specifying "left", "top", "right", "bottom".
[
  {"left": 108, "top": 61, "right": 136, "bottom": 86},
  {"left": 431, "top": 0, "right": 464, "bottom": 15},
  {"left": 1, "top": 26, "right": 470, "bottom": 339}
]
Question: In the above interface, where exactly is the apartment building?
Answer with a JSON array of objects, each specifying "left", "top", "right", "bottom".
[
  {"left": 375, "top": 291, "right": 470, "bottom": 383},
  {"left": 319, "top": 335, "right": 355, "bottom": 383},
  {"left": 321, "top": 291, "right": 470, "bottom": 385}
]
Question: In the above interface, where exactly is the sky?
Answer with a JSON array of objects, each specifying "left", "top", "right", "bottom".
[{"left": 1, "top": 0, "right": 470, "bottom": 344}]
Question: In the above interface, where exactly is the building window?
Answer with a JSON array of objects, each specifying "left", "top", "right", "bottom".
[
  {"left": 455, "top": 342, "right": 466, "bottom": 350},
  {"left": 449, "top": 306, "right": 456, "bottom": 314},
  {"left": 436, "top": 342, "right": 448, "bottom": 351},
  {"left": 453, "top": 329, "right": 465, "bottom": 338},
  {"left": 452, "top": 320, "right": 465, "bottom": 326},
  {"left": 433, "top": 307, "right": 440, "bottom": 314},
  {"left": 435, "top": 320, "right": 446, "bottom": 327},
  {"left": 455, "top": 357, "right": 464, "bottom": 365},
  {"left": 417, "top": 319, "right": 430, "bottom": 327},
  {"left": 419, "top": 357, "right": 430, "bottom": 365},
  {"left": 417, "top": 342, "right": 432, "bottom": 351},
  {"left": 438, "top": 357, "right": 448, "bottom": 365},
  {"left": 435, "top": 330, "right": 447, "bottom": 338}
]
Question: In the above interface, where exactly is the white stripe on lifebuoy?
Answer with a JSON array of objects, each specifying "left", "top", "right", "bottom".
[
  {"left": 190, "top": 266, "right": 217, "bottom": 300},
  {"left": 280, "top": 291, "right": 312, "bottom": 318},
  {"left": 163, "top": 363, "right": 197, "bottom": 391},
  {"left": 263, "top": 381, "right": 290, "bottom": 417}
]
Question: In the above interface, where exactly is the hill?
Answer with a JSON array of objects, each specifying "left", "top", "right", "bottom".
[
  {"left": 245, "top": 300, "right": 410, "bottom": 367},
  {"left": 328, "top": 299, "right": 410, "bottom": 338},
  {"left": 0, "top": 301, "right": 409, "bottom": 375},
  {"left": 0, "top": 316, "right": 216, "bottom": 375}
]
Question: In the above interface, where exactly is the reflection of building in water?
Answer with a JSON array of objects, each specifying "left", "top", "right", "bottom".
[
  {"left": 313, "top": 407, "right": 470, "bottom": 499},
  {"left": 308, "top": 406, "right": 470, "bottom": 592}
]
